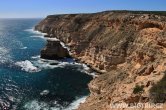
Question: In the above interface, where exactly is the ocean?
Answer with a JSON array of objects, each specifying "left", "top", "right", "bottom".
[{"left": 0, "top": 19, "right": 92, "bottom": 110}]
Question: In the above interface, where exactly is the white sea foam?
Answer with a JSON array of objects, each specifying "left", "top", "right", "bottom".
[
  {"left": 26, "top": 28, "right": 70, "bottom": 51},
  {"left": 46, "top": 38, "right": 59, "bottom": 41},
  {"left": 60, "top": 42, "right": 70, "bottom": 51},
  {"left": 23, "top": 96, "right": 87, "bottom": 110},
  {"left": 20, "top": 47, "right": 27, "bottom": 49},
  {"left": 0, "top": 47, "right": 12, "bottom": 64},
  {"left": 64, "top": 96, "right": 87, "bottom": 110},
  {"left": 25, "top": 28, "right": 48, "bottom": 40},
  {"left": 0, "top": 47, "right": 9, "bottom": 56},
  {"left": 31, "top": 55, "right": 96, "bottom": 76},
  {"left": 34, "top": 58, "right": 75, "bottom": 69},
  {"left": 31, "top": 55, "right": 40, "bottom": 59},
  {"left": 15, "top": 60, "right": 41, "bottom": 73},
  {"left": 40, "top": 90, "right": 50, "bottom": 96},
  {"left": 32, "top": 59, "right": 60, "bottom": 69},
  {"left": 76, "top": 63, "right": 97, "bottom": 77},
  {"left": 30, "top": 35, "right": 45, "bottom": 39},
  {"left": 23, "top": 100, "right": 50, "bottom": 110},
  {"left": 82, "top": 64, "right": 90, "bottom": 70},
  {"left": 24, "top": 28, "right": 47, "bottom": 36}
]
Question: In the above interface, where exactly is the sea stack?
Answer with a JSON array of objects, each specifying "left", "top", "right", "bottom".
[{"left": 41, "top": 39, "right": 70, "bottom": 60}]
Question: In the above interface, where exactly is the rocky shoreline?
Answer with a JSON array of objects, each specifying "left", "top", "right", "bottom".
[{"left": 35, "top": 11, "right": 166, "bottom": 110}]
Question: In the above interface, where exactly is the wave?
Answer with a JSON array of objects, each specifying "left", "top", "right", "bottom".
[
  {"left": 64, "top": 96, "right": 87, "bottom": 110},
  {"left": 31, "top": 55, "right": 40, "bottom": 59},
  {"left": 60, "top": 41, "right": 70, "bottom": 51},
  {"left": 23, "top": 100, "right": 51, "bottom": 110},
  {"left": 77, "top": 63, "right": 97, "bottom": 77},
  {"left": 0, "top": 47, "right": 12, "bottom": 64},
  {"left": 46, "top": 38, "right": 59, "bottom": 41},
  {"left": 33, "top": 56, "right": 75, "bottom": 69},
  {"left": 23, "top": 96, "right": 87, "bottom": 110},
  {"left": 32, "top": 58, "right": 61, "bottom": 69},
  {"left": 40, "top": 90, "right": 50, "bottom": 96},
  {"left": 30, "top": 35, "right": 45, "bottom": 39},
  {"left": 15, "top": 60, "right": 41, "bottom": 73},
  {"left": 34, "top": 57, "right": 96, "bottom": 77},
  {"left": 31, "top": 55, "right": 96, "bottom": 76},
  {"left": 20, "top": 47, "right": 27, "bottom": 49},
  {"left": 26, "top": 28, "right": 70, "bottom": 51},
  {"left": 24, "top": 28, "right": 47, "bottom": 36}
]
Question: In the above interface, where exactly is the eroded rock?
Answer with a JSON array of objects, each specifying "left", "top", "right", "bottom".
[{"left": 41, "top": 40, "right": 70, "bottom": 59}]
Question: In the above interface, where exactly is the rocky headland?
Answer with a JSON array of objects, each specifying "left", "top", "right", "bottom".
[{"left": 35, "top": 11, "right": 166, "bottom": 110}]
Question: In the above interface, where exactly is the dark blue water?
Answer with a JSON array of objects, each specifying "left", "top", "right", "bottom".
[{"left": 0, "top": 19, "right": 92, "bottom": 110}]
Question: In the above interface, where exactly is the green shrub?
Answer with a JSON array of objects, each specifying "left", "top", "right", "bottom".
[
  {"left": 150, "top": 72, "right": 166, "bottom": 103},
  {"left": 133, "top": 85, "right": 144, "bottom": 94}
]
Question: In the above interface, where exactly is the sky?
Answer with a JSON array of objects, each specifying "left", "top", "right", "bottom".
[{"left": 0, "top": 0, "right": 166, "bottom": 18}]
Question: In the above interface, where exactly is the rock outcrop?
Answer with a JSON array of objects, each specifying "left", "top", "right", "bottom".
[
  {"left": 35, "top": 11, "right": 166, "bottom": 110},
  {"left": 41, "top": 39, "right": 70, "bottom": 59}
]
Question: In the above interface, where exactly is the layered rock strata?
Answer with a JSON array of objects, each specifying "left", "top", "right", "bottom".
[
  {"left": 41, "top": 39, "right": 70, "bottom": 59},
  {"left": 35, "top": 11, "right": 166, "bottom": 110}
]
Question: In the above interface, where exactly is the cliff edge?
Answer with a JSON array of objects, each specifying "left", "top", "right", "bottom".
[{"left": 35, "top": 11, "right": 166, "bottom": 110}]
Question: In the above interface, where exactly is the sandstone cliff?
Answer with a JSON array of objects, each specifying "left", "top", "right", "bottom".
[{"left": 35, "top": 11, "right": 166, "bottom": 110}]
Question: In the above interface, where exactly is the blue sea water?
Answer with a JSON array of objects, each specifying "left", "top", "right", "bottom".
[{"left": 0, "top": 19, "right": 92, "bottom": 110}]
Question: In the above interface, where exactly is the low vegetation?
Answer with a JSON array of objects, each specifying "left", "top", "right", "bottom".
[
  {"left": 133, "top": 85, "right": 144, "bottom": 94},
  {"left": 150, "top": 72, "right": 166, "bottom": 103}
]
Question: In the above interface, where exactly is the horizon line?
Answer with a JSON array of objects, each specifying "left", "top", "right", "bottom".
[{"left": 1, "top": 9, "right": 166, "bottom": 19}]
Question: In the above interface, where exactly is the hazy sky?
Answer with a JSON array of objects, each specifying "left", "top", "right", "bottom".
[{"left": 0, "top": 0, "right": 166, "bottom": 18}]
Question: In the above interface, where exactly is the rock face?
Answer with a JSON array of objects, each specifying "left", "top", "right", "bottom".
[
  {"left": 41, "top": 39, "right": 70, "bottom": 59},
  {"left": 35, "top": 11, "right": 166, "bottom": 110}
]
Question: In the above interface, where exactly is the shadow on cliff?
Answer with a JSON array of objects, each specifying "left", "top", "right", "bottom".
[{"left": 150, "top": 71, "right": 166, "bottom": 103}]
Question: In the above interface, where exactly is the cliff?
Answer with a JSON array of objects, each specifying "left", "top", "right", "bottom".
[{"left": 35, "top": 11, "right": 166, "bottom": 110}]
